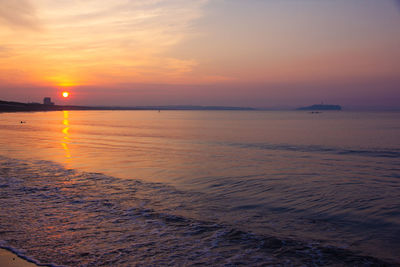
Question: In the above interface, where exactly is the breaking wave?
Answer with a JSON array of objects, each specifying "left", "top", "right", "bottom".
[{"left": 0, "top": 156, "right": 396, "bottom": 266}]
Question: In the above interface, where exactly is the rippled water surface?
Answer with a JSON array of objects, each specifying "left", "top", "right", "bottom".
[{"left": 0, "top": 110, "right": 399, "bottom": 266}]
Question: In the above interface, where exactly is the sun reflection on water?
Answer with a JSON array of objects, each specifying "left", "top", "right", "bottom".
[{"left": 61, "top": 111, "right": 71, "bottom": 159}]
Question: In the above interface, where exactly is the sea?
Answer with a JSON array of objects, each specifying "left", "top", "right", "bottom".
[{"left": 0, "top": 110, "right": 399, "bottom": 266}]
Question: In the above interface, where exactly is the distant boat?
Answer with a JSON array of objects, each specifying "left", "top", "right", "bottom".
[{"left": 297, "top": 104, "right": 342, "bottom": 111}]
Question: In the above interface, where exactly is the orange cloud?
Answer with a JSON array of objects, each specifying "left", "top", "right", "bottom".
[{"left": 0, "top": 0, "right": 209, "bottom": 87}]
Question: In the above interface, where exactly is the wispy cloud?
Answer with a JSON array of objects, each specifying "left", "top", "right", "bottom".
[
  {"left": 0, "top": 0, "right": 209, "bottom": 86},
  {"left": 0, "top": 0, "right": 40, "bottom": 29}
]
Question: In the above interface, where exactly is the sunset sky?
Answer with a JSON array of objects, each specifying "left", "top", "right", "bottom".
[{"left": 0, "top": 0, "right": 399, "bottom": 108}]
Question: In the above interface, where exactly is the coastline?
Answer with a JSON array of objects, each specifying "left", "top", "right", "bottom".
[
  {"left": 0, "top": 248, "right": 38, "bottom": 267},
  {"left": 0, "top": 100, "right": 254, "bottom": 113}
]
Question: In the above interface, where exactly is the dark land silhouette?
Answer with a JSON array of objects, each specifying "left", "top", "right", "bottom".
[
  {"left": 0, "top": 100, "right": 254, "bottom": 112},
  {"left": 297, "top": 104, "right": 342, "bottom": 111}
]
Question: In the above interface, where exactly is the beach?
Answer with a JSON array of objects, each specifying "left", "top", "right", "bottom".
[
  {"left": 0, "top": 249, "right": 38, "bottom": 267},
  {"left": 1, "top": 0, "right": 399, "bottom": 264}
]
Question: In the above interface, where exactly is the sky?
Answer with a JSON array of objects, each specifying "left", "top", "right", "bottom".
[{"left": 0, "top": 0, "right": 399, "bottom": 108}]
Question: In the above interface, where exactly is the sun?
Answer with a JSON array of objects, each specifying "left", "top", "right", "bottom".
[{"left": 62, "top": 91, "right": 70, "bottom": 98}]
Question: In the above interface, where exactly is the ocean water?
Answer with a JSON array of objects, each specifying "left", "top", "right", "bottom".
[{"left": 0, "top": 110, "right": 399, "bottom": 266}]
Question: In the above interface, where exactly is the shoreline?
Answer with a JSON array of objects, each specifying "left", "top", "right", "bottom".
[
  {"left": 0, "top": 248, "right": 39, "bottom": 267},
  {"left": 0, "top": 100, "right": 254, "bottom": 113}
]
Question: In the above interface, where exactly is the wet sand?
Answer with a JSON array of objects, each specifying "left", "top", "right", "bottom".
[{"left": 0, "top": 249, "right": 38, "bottom": 267}]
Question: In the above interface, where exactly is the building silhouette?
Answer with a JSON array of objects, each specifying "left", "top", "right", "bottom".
[{"left": 43, "top": 97, "right": 54, "bottom": 105}]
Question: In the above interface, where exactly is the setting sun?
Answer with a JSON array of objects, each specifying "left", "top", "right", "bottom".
[{"left": 62, "top": 92, "right": 70, "bottom": 98}]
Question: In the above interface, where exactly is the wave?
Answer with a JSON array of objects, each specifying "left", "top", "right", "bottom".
[
  {"left": 222, "top": 142, "right": 400, "bottom": 158},
  {"left": 0, "top": 156, "right": 396, "bottom": 266}
]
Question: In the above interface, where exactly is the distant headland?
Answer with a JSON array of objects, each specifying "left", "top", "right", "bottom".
[
  {"left": 296, "top": 104, "right": 342, "bottom": 111},
  {"left": 0, "top": 99, "right": 254, "bottom": 112}
]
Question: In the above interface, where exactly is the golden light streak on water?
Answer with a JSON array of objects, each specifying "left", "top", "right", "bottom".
[{"left": 61, "top": 111, "right": 71, "bottom": 159}]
